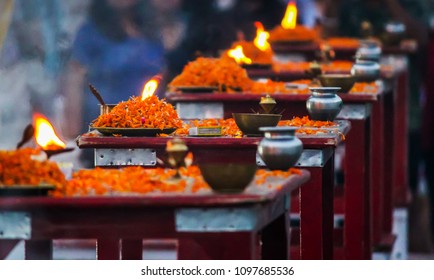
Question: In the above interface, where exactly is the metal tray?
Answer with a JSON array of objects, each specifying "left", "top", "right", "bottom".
[
  {"left": 0, "top": 185, "right": 55, "bottom": 197},
  {"left": 92, "top": 127, "right": 177, "bottom": 137}
]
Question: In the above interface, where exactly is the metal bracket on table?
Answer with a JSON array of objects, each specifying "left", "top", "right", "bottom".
[
  {"left": 176, "top": 102, "right": 224, "bottom": 120},
  {"left": 337, "top": 104, "right": 371, "bottom": 120},
  {"left": 256, "top": 149, "right": 327, "bottom": 168},
  {"left": 94, "top": 149, "right": 157, "bottom": 167},
  {"left": 0, "top": 212, "right": 31, "bottom": 239},
  {"left": 175, "top": 208, "right": 259, "bottom": 232}
]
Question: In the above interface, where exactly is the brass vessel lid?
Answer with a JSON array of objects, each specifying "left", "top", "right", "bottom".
[{"left": 259, "top": 94, "right": 277, "bottom": 114}]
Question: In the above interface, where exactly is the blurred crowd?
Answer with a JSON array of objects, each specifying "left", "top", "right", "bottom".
[{"left": 1, "top": 0, "right": 434, "bottom": 249}]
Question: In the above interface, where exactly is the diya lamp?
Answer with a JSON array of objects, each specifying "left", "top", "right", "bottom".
[
  {"left": 33, "top": 113, "right": 74, "bottom": 158},
  {"left": 166, "top": 137, "right": 188, "bottom": 179},
  {"left": 259, "top": 94, "right": 277, "bottom": 114},
  {"left": 94, "top": 75, "right": 162, "bottom": 116},
  {"left": 227, "top": 45, "right": 253, "bottom": 66},
  {"left": 233, "top": 95, "right": 281, "bottom": 136}
]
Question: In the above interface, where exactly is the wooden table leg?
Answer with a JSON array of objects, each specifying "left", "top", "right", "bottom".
[
  {"left": 383, "top": 87, "right": 395, "bottom": 235},
  {"left": 299, "top": 148, "right": 334, "bottom": 260},
  {"left": 344, "top": 118, "right": 372, "bottom": 259},
  {"left": 261, "top": 212, "right": 290, "bottom": 260},
  {"left": 97, "top": 239, "right": 120, "bottom": 260},
  {"left": 393, "top": 71, "right": 409, "bottom": 205},
  {"left": 0, "top": 240, "right": 19, "bottom": 259},
  {"left": 371, "top": 97, "right": 385, "bottom": 245},
  {"left": 121, "top": 239, "right": 143, "bottom": 260},
  {"left": 178, "top": 232, "right": 260, "bottom": 260},
  {"left": 25, "top": 240, "right": 53, "bottom": 260}
]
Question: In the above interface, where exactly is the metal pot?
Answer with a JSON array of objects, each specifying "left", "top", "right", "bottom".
[
  {"left": 355, "top": 40, "right": 382, "bottom": 62},
  {"left": 383, "top": 21, "right": 406, "bottom": 46},
  {"left": 351, "top": 60, "right": 381, "bottom": 82},
  {"left": 99, "top": 104, "right": 116, "bottom": 115},
  {"left": 306, "top": 87, "right": 343, "bottom": 121},
  {"left": 257, "top": 127, "right": 303, "bottom": 171}
]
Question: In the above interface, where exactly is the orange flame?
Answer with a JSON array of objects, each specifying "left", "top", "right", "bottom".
[
  {"left": 227, "top": 45, "right": 252, "bottom": 64},
  {"left": 33, "top": 113, "right": 66, "bottom": 150},
  {"left": 281, "top": 1, "right": 297, "bottom": 30},
  {"left": 254, "top": 22, "right": 270, "bottom": 51},
  {"left": 141, "top": 75, "right": 162, "bottom": 101}
]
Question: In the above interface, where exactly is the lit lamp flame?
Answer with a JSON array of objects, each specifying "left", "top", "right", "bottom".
[
  {"left": 141, "top": 75, "right": 162, "bottom": 101},
  {"left": 281, "top": 1, "right": 297, "bottom": 30},
  {"left": 33, "top": 113, "right": 66, "bottom": 150},
  {"left": 227, "top": 45, "right": 252, "bottom": 64},
  {"left": 254, "top": 22, "right": 270, "bottom": 51}
]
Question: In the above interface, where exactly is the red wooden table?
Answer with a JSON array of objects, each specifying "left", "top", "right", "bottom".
[
  {"left": 249, "top": 49, "right": 411, "bottom": 210},
  {"left": 270, "top": 41, "right": 416, "bottom": 60},
  {"left": 78, "top": 123, "right": 349, "bottom": 260},
  {"left": 167, "top": 89, "right": 391, "bottom": 259},
  {"left": 0, "top": 171, "right": 309, "bottom": 260}
]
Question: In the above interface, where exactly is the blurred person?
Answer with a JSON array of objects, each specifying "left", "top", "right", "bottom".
[
  {"left": 63, "top": 0, "right": 165, "bottom": 141},
  {"left": 0, "top": 0, "right": 14, "bottom": 53},
  {"left": 150, "top": 0, "right": 219, "bottom": 79},
  {"left": 0, "top": 1, "right": 58, "bottom": 149},
  {"left": 215, "top": 0, "right": 286, "bottom": 48}
]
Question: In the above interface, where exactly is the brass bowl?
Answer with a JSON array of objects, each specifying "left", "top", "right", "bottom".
[
  {"left": 233, "top": 113, "right": 281, "bottom": 136},
  {"left": 199, "top": 163, "right": 257, "bottom": 193},
  {"left": 318, "top": 74, "right": 356, "bottom": 93}
]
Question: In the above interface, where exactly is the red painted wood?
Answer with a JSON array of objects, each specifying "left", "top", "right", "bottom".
[
  {"left": 166, "top": 92, "right": 382, "bottom": 121},
  {"left": 25, "top": 240, "right": 52, "bottom": 260},
  {"left": 121, "top": 239, "right": 143, "bottom": 260},
  {"left": 0, "top": 172, "right": 309, "bottom": 210},
  {"left": 383, "top": 84, "right": 396, "bottom": 234},
  {"left": 393, "top": 71, "right": 410, "bottom": 206},
  {"left": 0, "top": 240, "right": 19, "bottom": 259},
  {"left": 167, "top": 92, "right": 381, "bottom": 104},
  {"left": 371, "top": 95, "right": 385, "bottom": 245},
  {"left": 247, "top": 68, "right": 402, "bottom": 82},
  {"left": 261, "top": 212, "right": 291, "bottom": 260},
  {"left": 177, "top": 232, "right": 260, "bottom": 260},
  {"left": 0, "top": 172, "right": 309, "bottom": 260},
  {"left": 168, "top": 87, "right": 397, "bottom": 259},
  {"left": 343, "top": 119, "right": 372, "bottom": 259},
  {"left": 298, "top": 148, "right": 334, "bottom": 260},
  {"left": 270, "top": 41, "right": 415, "bottom": 57},
  {"left": 374, "top": 234, "right": 397, "bottom": 253},
  {"left": 97, "top": 239, "right": 120, "bottom": 260},
  {"left": 78, "top": 131, "right": 348, "bottom": 151}
]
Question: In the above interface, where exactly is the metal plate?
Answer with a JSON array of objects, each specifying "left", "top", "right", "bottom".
[
  {"left": 176, "top": 102, "right": 224, "bottom": 120},
  {"left": 256, "top": 149, "right": 326, "bottom": 168},
  {"left": 336, "top": 104, "right": 371, "bottom": 120},
  {"left": 172, "top": 86, "right": 218, "bottom": 93},
  {"left": 175, "top": 208, "right": 259, "bottom": 232},
  {"left": 94, "top": 149, "right": 157, "bottom": 167},
  {"left": 92, "top": 127, "right": 176, "bottom": 137},
  {"left": 0, "top": 212, "right": 31, "bottom": 239},
  {"left": 0, "top": 185, "right": 54, "bottom": 197}
]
